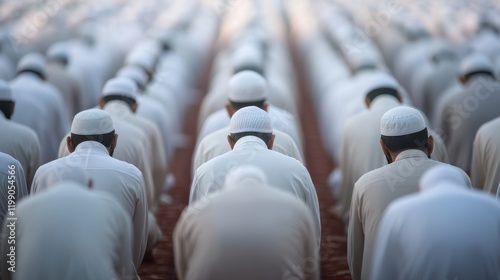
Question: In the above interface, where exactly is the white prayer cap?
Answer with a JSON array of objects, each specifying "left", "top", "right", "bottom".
[
  {"left": 16, "top": 53, "right": 46, "bottom": 77},
  {"left": 227, "top": 71, "right": 268, "bottom": 102},
  {"left": 71, "top": 109, "right": 114, "bottom": 135},
  {"left": 224, "top": 165, "right": 268, "bottom": 188},
  {"left": 46, "top": 43, "right": 69, "bottom": 62},
  {"left": 419, "top": 164, "right": 469, "bottom": 191},
  {"left": 126, "top": 50, "right": 156, "bottom": 74},
  {"left": 380, "top": 106, "right": 426, "bottom": 137},
  {"left": 232, "top": 44, "right": 264, "bottom": 73},
  {"left": 45, "top": 165, "right": 90, "bottom": 188},
  {"left": 364, "top": 72, "right": 399, "bottom": 95},
  {"left": 459, "top": 53, "right": 494, "bottom": 76},
  {"left": 0, "top": 80, "right": 12, "bottom": 101},
  {"left": 117, "top": 66, "right": 148, "bottom": 89},
  {"left": 102, "top": 77, "right": 138, "bottom": 101},
  {"left": 229, "top": 106, "right": 272, "bottom": 134}
]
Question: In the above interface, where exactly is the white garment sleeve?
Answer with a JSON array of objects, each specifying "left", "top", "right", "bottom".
[{"left": 347, "top": 184, "right": 365, "bottom": 280}]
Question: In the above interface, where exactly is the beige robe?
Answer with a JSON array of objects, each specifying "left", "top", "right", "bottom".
[
  {"left": 471, "top": 116, "right": 500, "bottom": 194},
  {"left": 348, "top": 150, "right": 470, "bottom": 280},
  {"left": 174, "top": 179, "right": 319, "bottom": 280}
]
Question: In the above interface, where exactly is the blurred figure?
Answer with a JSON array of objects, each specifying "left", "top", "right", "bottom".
[
  {"left": 371, "top": 165, "right": 500, "bottom": 280},
  {"left": 0, "top": 152, "right": 28, "bottom": 225},
  {"left": 435, "top": 53, "right": 500, "bottom": 173},
  {"left": 10, "top": 53, "right": 70, "bottom": 164},
  {"left": 471, "top": 116, "right": 500, "bottom": 194},
  {"left": 175, "top": 166, "right": 319, "bottom": 280},
  {"left": 2, "top": 166, "right": 136, "bottom": 280},
  {"left": 0, "top": 80, "right": 40, "bottom": 187}
]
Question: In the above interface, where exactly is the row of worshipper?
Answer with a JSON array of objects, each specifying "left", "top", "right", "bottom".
[
  {"left": 287, "top": 2, "right": 500, "bottom": 280},
  {"left": 174, "top": 3, "right": 323, "bottom": 278},
  {"left": 0, "top": 3, "right": 221, "bottom": 279}
]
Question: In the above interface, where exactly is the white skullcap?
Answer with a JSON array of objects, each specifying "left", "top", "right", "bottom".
[
  {"left": 126, "top": 50, "right": 156, "bottom": 74},
  {"left": 0, "top": 80, "right": 12, "bottom": 101},
  {"left": 71, "top": 109, "right": 114, "bottom": 135},
  {"left": 232, "top": 44, "right": 264, "bottom": 73},
  {"left": 380, "top": 106, "right": 426, "bottom": 136},
  {"left": 45, "top": 164, "right": 90, "bottom": 188},
  {"left": 117, "top": 66, "right": 148, "bottom": 89},
  {"left": 228, "top": 71, "right": 268, "bottom": 102},
  {"left": 229, "top": 106, "right": 272, "bottom": 134},
  {"left": 46, "top": 43, "right": 69, "bottom": 62},
  {"left": 459, "top": 53, "right": 494, "bottom": 76},
  {"left": 102, "top": 77, "right": 138, "bottom": 101},
  {"left": 364, "top": 72, "right": 399, "bottom": 95},
  {"left": 224, "top": 165, "right": 268, "bottom": 188},
  {"left": 419, "top": 165, "right": 469, "bottom": 191},
  {"left": 16, "top": 53, "right": 46, "bottom": 77}
]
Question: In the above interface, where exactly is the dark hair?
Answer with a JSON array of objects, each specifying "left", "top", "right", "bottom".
[
  {"left": 102, "top": 95, "right": 136, "bottom": 108},
  {"left": 381, "top": 128, "right": 429, "bottom": 153},
  {"left": 233, "top": 65, "right": 265, "bottom": 76},
  {"left": 230, "top": 131, "right": 272, "bottom": 144},
  {"left": 464, "top": 71, "right": 495, "bottom": 81},
  {"left": 48, "top": 56, "right": 69, "bottom": 66},
  {"left": 70, "top": 130, "right": 115, "bottom": 149},
  {"left": 0, "top": 101, "right": 14, "bottom": 119},
  {"left": 17, "top": 69, "right": 45, "bottom": 80},
  {"left": 230, "top": 100, "right": 265, "bottom": 111},
  {"left": 366, "top": 87, "right": 399, "bottom": 102}
]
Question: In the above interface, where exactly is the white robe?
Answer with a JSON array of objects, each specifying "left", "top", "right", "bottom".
[
  {"left": 0, "top": 153, "right": 28, "bottom": 225},
  {"left": 0, "top": 113, "right": 41, "bottom": 187},
  {"left": 471, "top": 116, "right": 500, "bottom": 194},
  {"left": 31, "top": 141, "right": 148, "bottom": 269},
  {"left": 1, "top": 182, "right": 137, "bottom": 280},
  {"left": 175, "top": 179, "right": 319, "bottom": 280},
  {"left": 103, "top": 101, "right": 167, "bottom": 212},
  {"left": 434, "top": 75, "right": 500, "bottom": 172},
  {"left": 348, "top": 150, "right": 470, "bottom": 280},
  {"left": 190, "top": 136, "right": 320, "bottom": 239},
  {"left": 371, "top": 183, "right": 500, "bottom": 280},
  {"left": 192, "top": 126, "right": 303, "bottom": 176},
  {"left": 10, "top": 73, "right": 70, "bottom": 164}
]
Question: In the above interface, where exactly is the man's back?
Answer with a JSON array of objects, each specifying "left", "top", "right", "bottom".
[
  {"left": 372, "top": 184, "right": 500, "bottom": 280},
  {"left": 176, "top": 180, "right": 319, "bottom": 280},
  {"left": 471, "top": 116, "right": 500, "bottom": 193},
  {"left": 32, "top": 141, "right": 147, "bottom": 268},
  {"left": 190, "top": 136, "right": 320, "bottom": 237},
  {"left": 438, "top": 76, "right": 500, "bottom": 171},
  {"left": 8, "top": 183, "right": 135, "bottom": 280}
]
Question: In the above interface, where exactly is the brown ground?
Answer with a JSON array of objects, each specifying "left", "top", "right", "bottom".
[{"left": 138, "top": 36, "right": 352, "bottom": 280}]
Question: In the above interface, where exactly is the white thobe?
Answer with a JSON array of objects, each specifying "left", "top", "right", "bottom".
[
  {"left": 174, "top": 179, "right": 319, "bottom": 280},
  {"left": 198, "top": 106, "right": 303, "bottom": 151},
  {"left": 46, "top": 63, "right": 84, "bottom": 117},
  {"left": 435, "top": 75, "right": 500, "bottom": 172},
  {"left": 190, "top": 136, "right": 320, "bottom": 239},
  {"left": 136, "top": 95, "right": 176, "bottom": 163},
  {"left": 0, "top": 153, "right": 28, "bottom": 225},
  {"left": 103, "top": 101, "right": 167, "bottom": 211},
  {"left": 31, "top": 141, "right": 148, "bottom": 269},
  {"left": 0, "top": 113, "right": 41, "bottom": 187},
  {"left": 471, "top": 116, "right": 500, "bottom": 194},
  {"left": 336, "top": 95, "right": 400, "bottom": 224},
  {"left": 10, "top": 73, "right": 71, "bottom": 164},
  {"left": 1, "top": 182, "right": 137, "bottom": 280},
  {"left": 192, "top": 126, "right": 303, "bottom": 175},
  {"left": 58, "top": 116, "right": 155, "bottom": 211},
  {"left": 348, "top": 150, "right": 471, "bottom": 280},
  {"left": 371, "top": 183, "right": 500, "bottom": 280}
]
